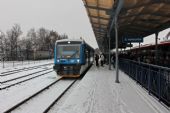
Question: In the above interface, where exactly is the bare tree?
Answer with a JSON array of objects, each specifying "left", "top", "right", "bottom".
[
  {"left": 3, "top": 36, "right": 10, "bottom": 58},
  {"left": 49, "top": 30, "right": 59, "bottom": 49},
  {"left": 0, "top": 31, "right": 5, "bottom": 53},
  {"left": 6, "top": 24, "right": 22, "bottom": 60},
  {"left": 0, "top": 31, "right": 5, "bottom": 61},
  {"left": 27, "top": 28, "right": 37, "bottom": 50},
  {"left": 59, "top": 33, "right": 68, "bottom": 40},
  {"left": 37, "top": 27, "right": 50, "bottom": 50},
  {"left": 25, "top": 38, "right": 32, "bottom": 60}
]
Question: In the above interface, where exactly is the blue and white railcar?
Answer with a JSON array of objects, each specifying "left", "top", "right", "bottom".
[{"left": 53, "top": 39, "right": 94, "bottom": 77}]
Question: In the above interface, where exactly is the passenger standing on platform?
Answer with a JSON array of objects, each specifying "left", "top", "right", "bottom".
[
  {"left": 95, "top": 54, "right": 99, "bottom": 67},
  {"left": 100, "top": 54, "right": 104, "bottom": 66},
  {"left": 111, "top": 55, "right": 115, "bottom": 68}
]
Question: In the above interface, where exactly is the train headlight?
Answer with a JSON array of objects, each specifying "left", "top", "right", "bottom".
[
  {"left": 77, "top": 59, "right": 80, "bottom": 63},
  {"left": 57, "top": 60, "right": 60, "bottom": 62}
]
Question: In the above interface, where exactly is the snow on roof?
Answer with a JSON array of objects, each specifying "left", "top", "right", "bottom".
[
  {"left": 160, "top": 40, "right": 170, "bottom": 45},
  {"left": 55, "top": 39, "right": 84, "bottom": 43},
  {"left": 131, "top": 41, "right": 170, "bottom": 50},
  {"left": 55, "top": 38, "right": 94, "bottom": 50}
]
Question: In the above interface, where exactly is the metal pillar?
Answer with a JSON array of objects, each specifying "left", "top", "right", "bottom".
[
  {"left": 155, "top": 32, "right": 159, "bottom": 65},
  {"left": 115, "top": 17, "right": 119, "bottom": 83},
  {"left": 108, "top": 34, "right": 111, "bottom": 70},
  {"left": 106, "top": 0, "right": 124, "bottom": 83},
  {"left": 138, "top": 42, "right": 141, "bottom": 59},
  {"left": 114, "top": 0, "right": 124, "bottom": 83}
]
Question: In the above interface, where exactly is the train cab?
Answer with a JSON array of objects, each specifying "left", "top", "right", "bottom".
[{"left": 53, "top": 39, "right": 94, "bottom": 77}]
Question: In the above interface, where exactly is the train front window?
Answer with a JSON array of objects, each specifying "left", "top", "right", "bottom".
[{"left": 57, "top": 45, "right": 80, "bottom": 58}]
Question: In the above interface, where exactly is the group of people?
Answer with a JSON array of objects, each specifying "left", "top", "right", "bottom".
[
  {"left": 95, "top": 54, "right": 115, "bottom": 68},
  {"left": 95, "top": 54, "right": 105, "bottom": 67}
]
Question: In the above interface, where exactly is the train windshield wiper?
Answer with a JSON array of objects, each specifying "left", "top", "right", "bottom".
[{"left": 70, "top": 50, "right": 78, "bottom": 58}]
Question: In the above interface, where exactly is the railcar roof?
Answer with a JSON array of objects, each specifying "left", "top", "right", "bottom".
[
  {"left": 55, "top": 39, "right": 85, "bottom": 43},
  {"left": 55, "top": 39, "right": 94, "bottom": 50}
]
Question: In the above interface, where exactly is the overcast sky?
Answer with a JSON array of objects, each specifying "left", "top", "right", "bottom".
[
  {"left": 0, "top": 0, "right": 169, "bottom": 49},
  {"left": 0, "top": 0, "right": 98, "bottom": 48}
]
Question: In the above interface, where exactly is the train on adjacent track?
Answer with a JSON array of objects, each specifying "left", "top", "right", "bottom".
[
  {"left": 122, "top": 40, "right": 170, "bottom": 67},
  {"left": 53, "top": 39, "right": 94, "bottom": 77}
]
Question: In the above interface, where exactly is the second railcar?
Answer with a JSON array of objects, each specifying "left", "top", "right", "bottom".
[{"left": 53, "top": 39, "right": 94, "bottom": 77}]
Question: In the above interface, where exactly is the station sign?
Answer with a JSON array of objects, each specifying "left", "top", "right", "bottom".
[{"left": 123, "top": 37, "right": 143, "bottom": 43}]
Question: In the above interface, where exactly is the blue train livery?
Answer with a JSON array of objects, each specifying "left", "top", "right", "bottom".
[{"left": 53, "top": 39, "right": 94, "bottom": 77}]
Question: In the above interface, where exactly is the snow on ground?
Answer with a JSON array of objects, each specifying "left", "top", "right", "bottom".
[
  {"left": 0, "top": 59, "right": 55, "bottom": 112},
  {"left": 0, "top": 71, "right": 58, "bottom": 112},
  {"left": 12, "top": 80, "right": 74, "bottom": 113},
  {"left": 1, "top": 67, "right": 49, "bottom": 82},
  {"left": 0, "top": 59, "right": 53, "bottom": 73},
  {"left": 0, "top": 61, "right": 169, "bottom": 113},
  {"left": 55, "top": 66, "right": 169, "bottom": 113}
]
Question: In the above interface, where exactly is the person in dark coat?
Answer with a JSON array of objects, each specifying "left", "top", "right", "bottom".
[
  {"left": 95, "top": 54, "right": 99, "bottom": 67},
  {"left": 100, "top": 54, "right": 104, "bottom": 66},
  {"left": 111, "top": 55, "right": 115, "bottom": 68}
]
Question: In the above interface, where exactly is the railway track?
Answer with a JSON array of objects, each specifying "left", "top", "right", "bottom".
[
  {"left": 3, "top": 77, "right": 77, "bottom": 113},
  {"left": 0, "top": 63, "right": 53, "bottom": 76},
  {"left": 1, "top": 63, "right": 90, "bottom": 113},
  {"left": 1, "top": 69, "right": 51, "bottom": 84},
  {"left": 0, "top": 69, "right": 53, "bottom": 90}
]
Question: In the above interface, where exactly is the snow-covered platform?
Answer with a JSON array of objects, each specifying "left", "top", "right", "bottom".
[{"left": 57, "top": 65, "right": 170, "bottom": 113}]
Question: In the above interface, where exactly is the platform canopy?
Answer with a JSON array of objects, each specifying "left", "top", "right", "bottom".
[{"left": 82, "top": 0, "right": 170, "bottom": 52}]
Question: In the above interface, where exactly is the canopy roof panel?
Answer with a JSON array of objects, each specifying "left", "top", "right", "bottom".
[
  {"left": 120, "top": 0, "right": 170, "bottom": 38},
  {"left": 82, "top": 0, "right": 170, "bottom": 50},
  {"left": 82, "top": 0, "right": 115, "bottom": 50}
]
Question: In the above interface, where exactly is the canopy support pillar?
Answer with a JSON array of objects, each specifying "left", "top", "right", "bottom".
[
  {"left": 115, "top": 17, "right": 119, "bottom": 83},
  {"left": 108, "top": 34, "right": 111, "bottom": 70},
  {"left": 155, "top": 32, "right": 159, "bottom": 65}
]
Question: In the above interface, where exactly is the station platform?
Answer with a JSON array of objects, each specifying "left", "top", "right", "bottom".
[{"left": 56, "top": 65, "right": 169, "bottom": 113}]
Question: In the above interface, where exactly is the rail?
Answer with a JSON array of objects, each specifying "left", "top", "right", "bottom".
[
  {"left": 119, "top": 59, "right": 170, "bottom": 106},
  {"left": 0, "top": 57, "right": 53, "bottom": 68}
]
